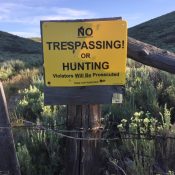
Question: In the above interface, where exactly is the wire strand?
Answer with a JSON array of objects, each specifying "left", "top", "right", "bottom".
[{"left": 1, "top": 119, "right": 175, "bottom": 141}]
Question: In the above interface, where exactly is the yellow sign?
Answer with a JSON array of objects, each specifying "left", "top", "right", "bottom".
[{"left": 41, "top": 19, "right": 127, "bottom": 87}]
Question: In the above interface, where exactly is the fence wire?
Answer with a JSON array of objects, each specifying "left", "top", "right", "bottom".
[
  {"left": 0, "top": 119, "right": 175, "bottom": 141},
  {"left": 1, "top": 119, "right": 175, "bottom": 175}
]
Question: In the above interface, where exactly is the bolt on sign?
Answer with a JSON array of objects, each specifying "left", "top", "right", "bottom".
[{"left": 41, "top": 18, "right": 127, "bottom": 87}]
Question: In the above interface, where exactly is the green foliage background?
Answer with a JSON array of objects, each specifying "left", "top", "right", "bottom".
[{"left": 10, "top": 61, "right": 174, "bottom": 175}]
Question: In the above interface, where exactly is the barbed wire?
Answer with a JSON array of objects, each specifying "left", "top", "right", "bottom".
[
  {"left": 1, "top": 119, "right": 175, "bottom": 141},
  {"left": 0, "top": 121, "right": 175, "bottom": 174}
]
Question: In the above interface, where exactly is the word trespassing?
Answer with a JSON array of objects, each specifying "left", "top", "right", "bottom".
[{"left": 46, "top": 40, "right": 125, "bottom": 51}]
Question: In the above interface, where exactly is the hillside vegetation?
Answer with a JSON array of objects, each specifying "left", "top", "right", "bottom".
[
  {"left": 129, "top": 11, "right": 175, "bottom": 52},
  {"left": 0, "top": 31, "right": 42, "bottom": 97},
  {"left": 0, "top": 31, "right": 41, "bottom": 54},
  {"left": 30, "top": 37, "right": 41, "bottom": 42}
]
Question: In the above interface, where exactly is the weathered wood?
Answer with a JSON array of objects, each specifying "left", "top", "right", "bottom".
[
  {"left": 44, "top": 85, "right": 124, "bottom": 105},
  {"left": 0, "top": 82, "right": 21, "bottom": 175},
  {"left": 80, "top": 105, "right": 102, "bottom": 175},
  {"left": 128, "top": 37, "right": 175, "bottom": 74},
  {"left": 65, "top": 105, "right": 102, "bottom": 175}
]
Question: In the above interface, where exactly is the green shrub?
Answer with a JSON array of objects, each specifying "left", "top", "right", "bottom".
[
  {"left": 16, "top": 143, "right": 33, "bottom": 175},
  {"left": 102, "top": 63, "right": 175, "bottom": 174},
  {"left": 16, "top": 129, "right": 64, "bottom": 175},
  {"left": 0, "top": 59, "right": 26, "bottom": 80},
  {"left": 16, "top": 85, "right": 43, "bottom": 121}
]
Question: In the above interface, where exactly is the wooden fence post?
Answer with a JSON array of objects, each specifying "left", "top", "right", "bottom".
[
  {"left": 0, "top": 82, "right": 21, "bottom": 175},
  {"left": 65, "top": 105, "right": 103, "bottom": 175},
  {"left": 128, "top": 37, "right": 175, "bottom": 74}
]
